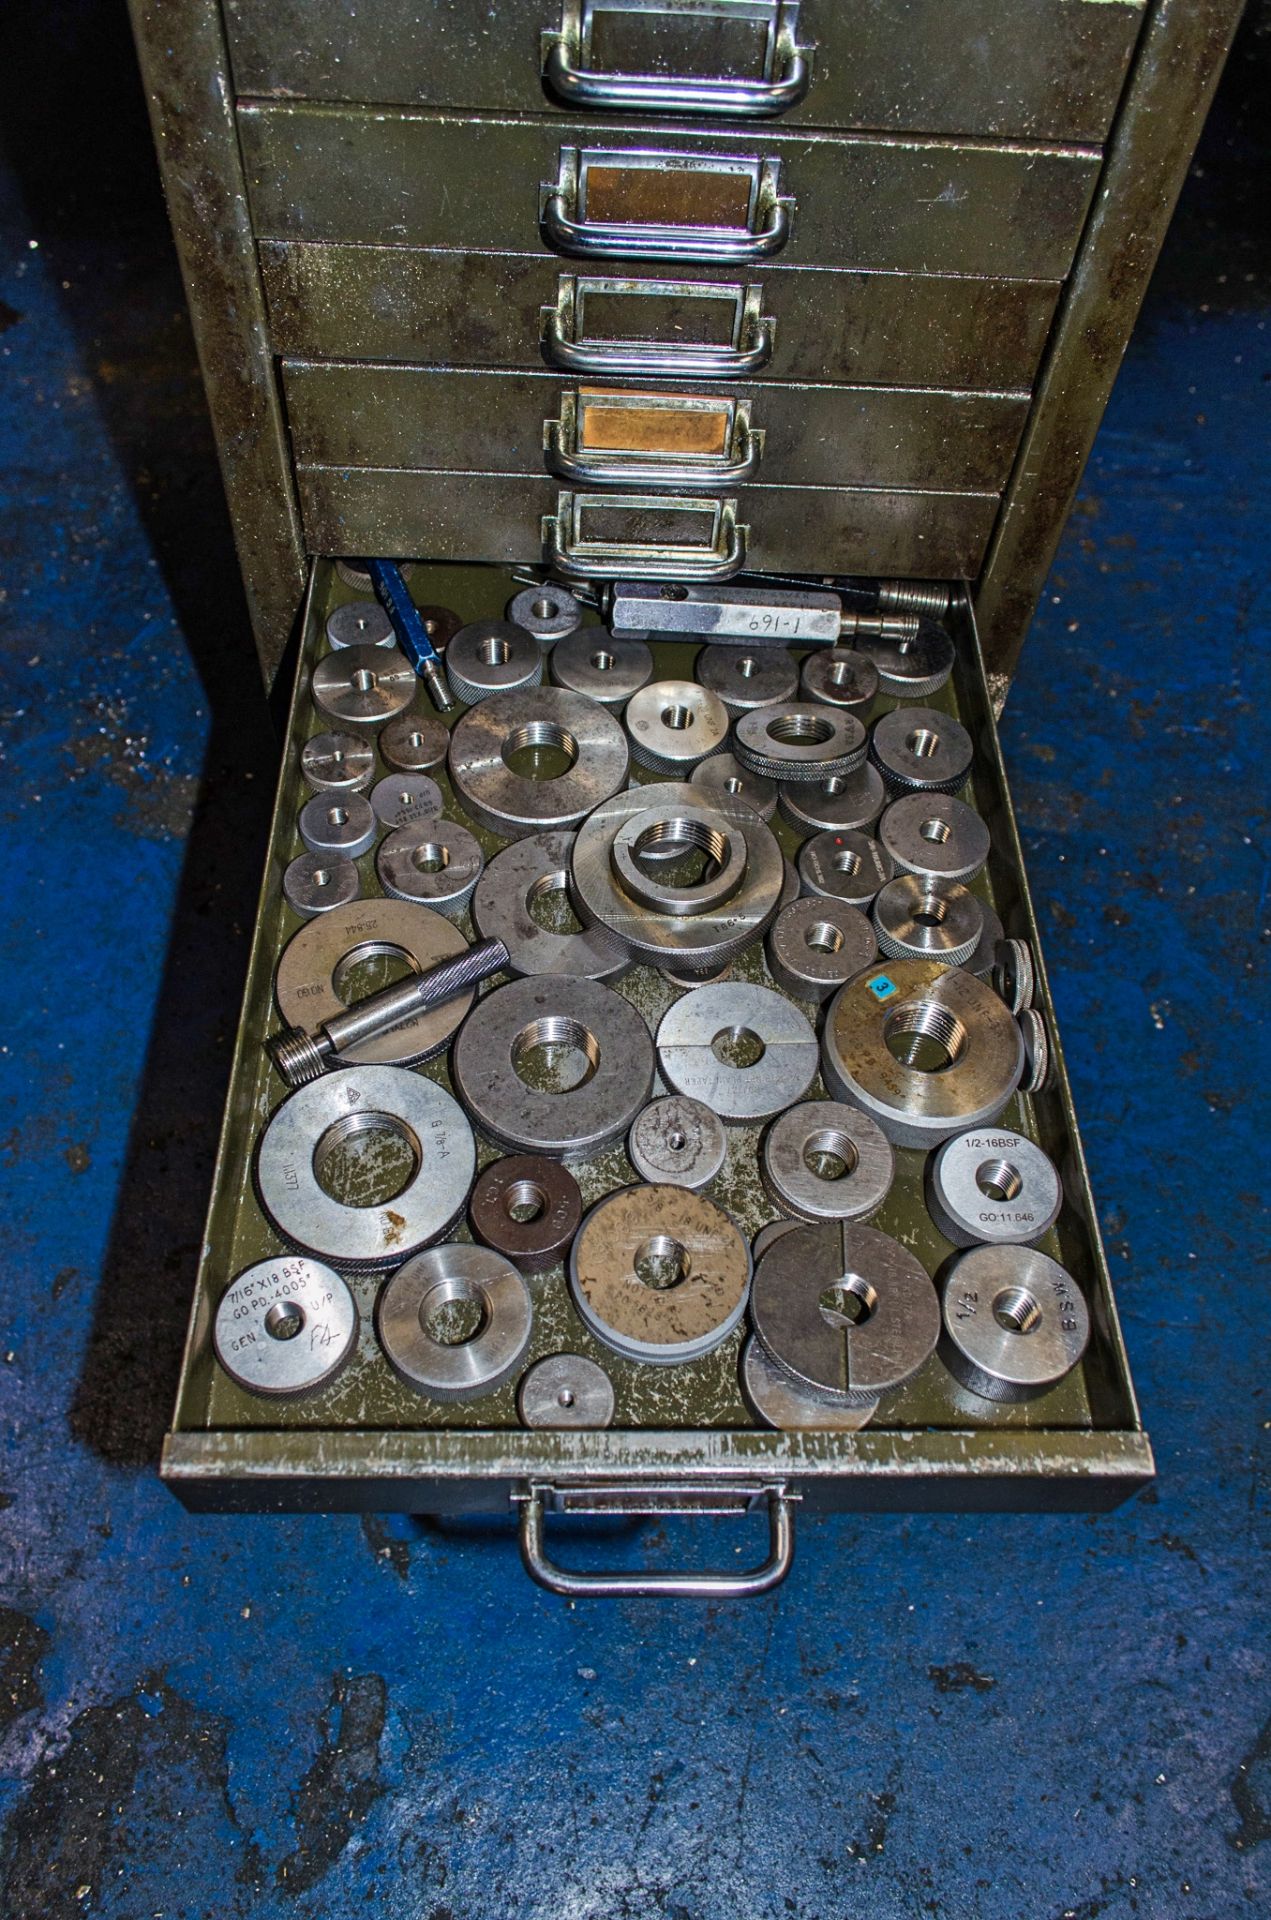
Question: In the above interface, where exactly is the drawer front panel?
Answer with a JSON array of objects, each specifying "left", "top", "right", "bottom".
[
  {"left": 239, "top": 106, "right": 1100, "bottom": 281},
  {"left": 281, "top": 362, "right": 1030, "bottom": 494},
  {"left": 225, "top": 0, "right": 1144, "bottom": 144},
  {"left": 293, "top": 468, "right": 999, "bottom": 578},
  {"left": 259, "top": 244, "right": 1062, "bottom": 394}
]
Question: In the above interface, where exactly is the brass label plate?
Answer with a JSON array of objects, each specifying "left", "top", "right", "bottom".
[
  {"left": 585, "top": 165, "right": 753, "bottom": 230},
  {"left": 579, "top": 390, "right": 731, "bottom": 457}
]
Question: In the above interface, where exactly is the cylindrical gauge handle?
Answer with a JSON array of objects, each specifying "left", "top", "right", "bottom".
[
  {"left": 321, "top": 939, "right": 509, "bottom": 1054},
  {"left": 364, "top": 557, "right": 456, "bottom": 710}
]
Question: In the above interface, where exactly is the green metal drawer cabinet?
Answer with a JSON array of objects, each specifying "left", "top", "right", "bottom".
[
  {"left": 128, "top": 0, "right": 1243, "bottom": 686},
  {"left": 127, "top": 0, "right": 1242, "bottom": 1585}
]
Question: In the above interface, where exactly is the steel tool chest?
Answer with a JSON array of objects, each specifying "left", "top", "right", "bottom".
[{"left": 129, "top": 0, "right": 1242, "bottom": 1594}]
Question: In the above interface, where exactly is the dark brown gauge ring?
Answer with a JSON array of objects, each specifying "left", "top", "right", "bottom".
[{"left": 470, "top": 1154, "right": 584, "bottom": 1273}]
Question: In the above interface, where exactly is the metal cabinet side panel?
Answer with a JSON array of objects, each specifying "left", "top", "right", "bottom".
[
  {"left": 126, "top": 0, "right": 305, "bottom": 689},
  {"left": 975, "top": 0, "right": 1246, "bottom": 685}
]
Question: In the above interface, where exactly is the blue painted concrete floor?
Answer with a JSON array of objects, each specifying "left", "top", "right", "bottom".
[{"left": 1, "top": 6, "right": 1267, "bottom": 1916}]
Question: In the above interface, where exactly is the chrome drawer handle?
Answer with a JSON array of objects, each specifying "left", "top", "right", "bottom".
[
  {"left": 542, "top": 304, "right": 775, "bottom": 378},
  {"left": 544, "top": 402, "right": 764, "bottom": 490},
  {"left": 541, "top": 151, "right": 792, "bottom": 264},
  {"left": 544, "top": 490, "right": 748, "bottom": 581},
  {"left": 543, "top": 189, "right": 791, "bottom": 262},
  {"left": 516, "top": 1481, "right": 795, "bottom": 1598},
  {"left": 542, "top": 274, "right": 776, "bottom": 377},
  {"left": 543, "top": 2, "right": 811, "bottom": 119}
]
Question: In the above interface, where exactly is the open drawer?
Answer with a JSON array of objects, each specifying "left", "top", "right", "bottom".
[{"left": 161, "top": 558, "right": 1151, "bottom": 1592}]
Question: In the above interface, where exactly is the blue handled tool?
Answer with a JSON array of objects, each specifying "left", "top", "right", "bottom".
[{"left": 363, "top": 557, "right": 455, "bottom": 712}]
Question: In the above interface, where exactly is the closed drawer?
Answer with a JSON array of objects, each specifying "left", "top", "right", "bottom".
[
  {"left": 281, "top": 362, "right": 1030, "bottom": 495},
  {"left": 293, "top": 469, "right": 999, "bottom": 580},
  {"left": 259, "top": 244, "right": 1062, "bottom": 395},
  {"left": 225, "top": 0, "right": 1144, "bottom": 144},
  {"left": 238, "top": 106, "right": 1100, "bottom": 282}
]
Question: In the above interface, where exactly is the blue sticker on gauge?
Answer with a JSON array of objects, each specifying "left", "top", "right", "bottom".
[{"left": 866, "top": 973, "right": 898, "bottom": 1001}]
